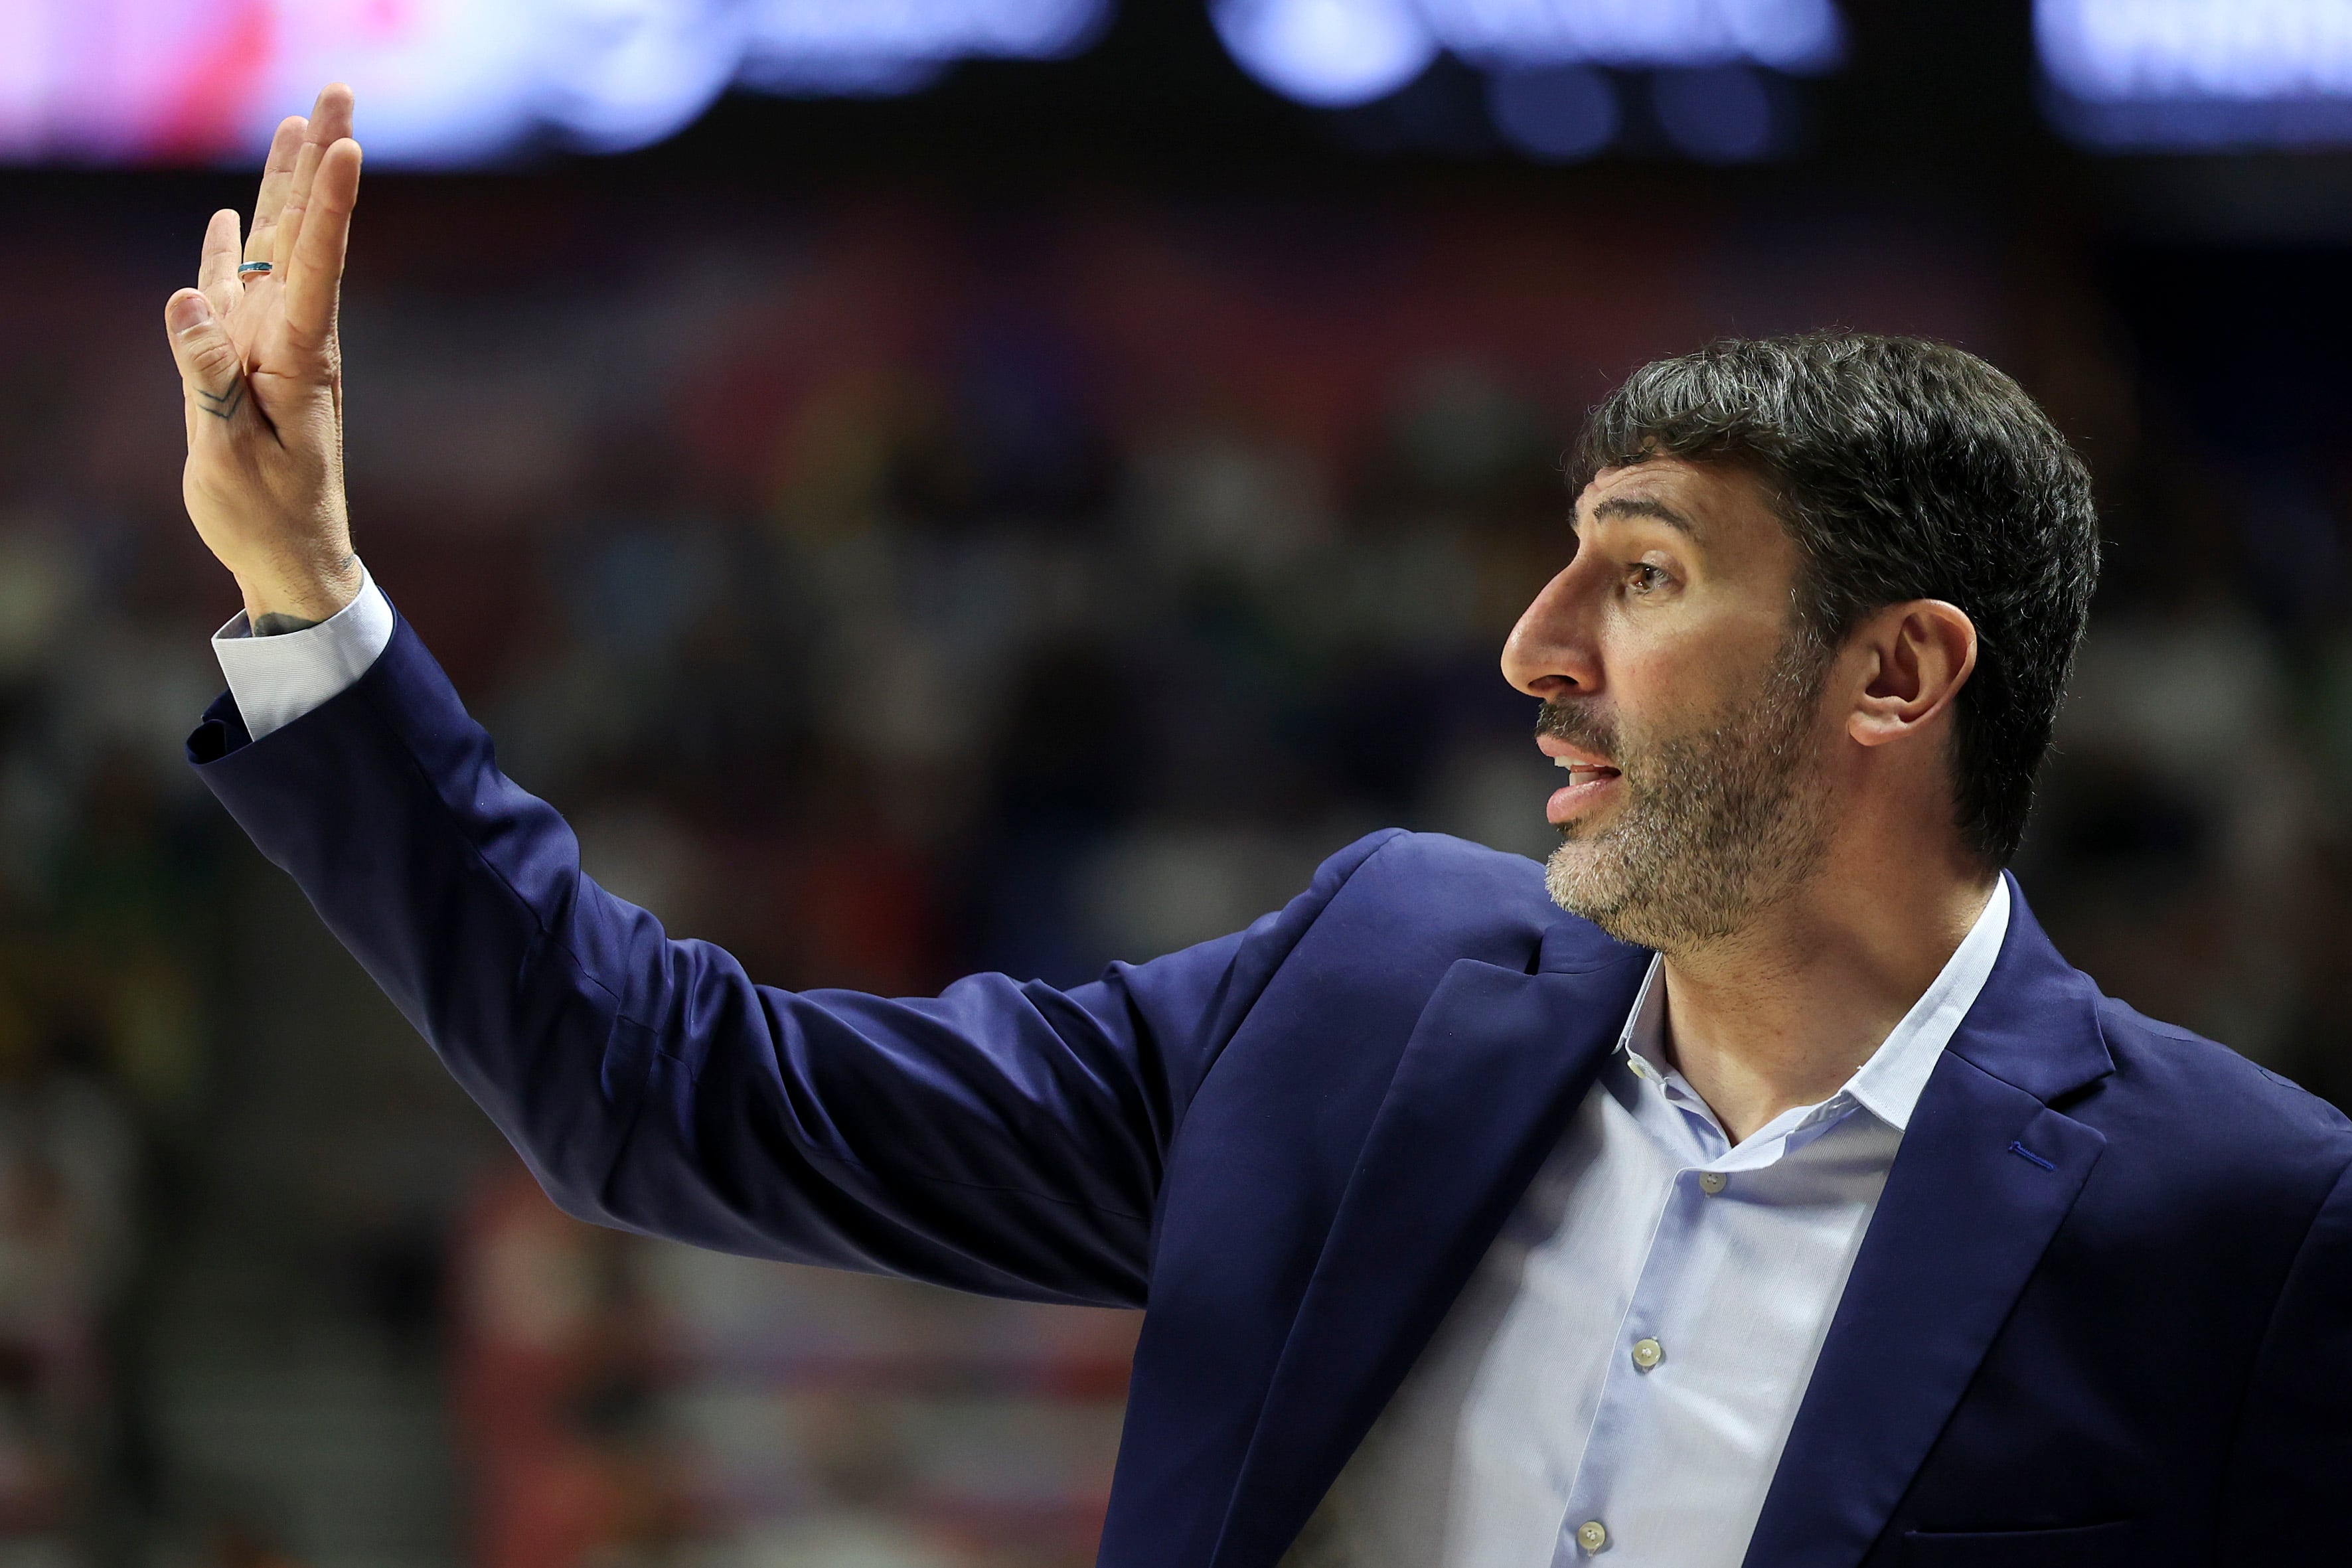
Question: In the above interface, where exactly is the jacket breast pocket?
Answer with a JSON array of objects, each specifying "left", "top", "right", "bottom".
[{"left": 1899, "top": 1520, "right": 2134, "bottom": 1565}]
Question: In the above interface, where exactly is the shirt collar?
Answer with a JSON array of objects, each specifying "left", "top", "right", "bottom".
[
  {"left": 1843, "top": 877, "right": 2009, "bottom": 1130},
  {"left": 1613, "top": 877, "right": 2011, "bottom": 1135}
]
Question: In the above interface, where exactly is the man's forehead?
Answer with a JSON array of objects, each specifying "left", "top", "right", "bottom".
[{"left": 1574, "top": 458, "right": 1773, "bottom": 540}]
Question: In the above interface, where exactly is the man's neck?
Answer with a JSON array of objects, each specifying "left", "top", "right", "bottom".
[{"left": 1655, "top": 856, "right": 1999, "bottom": 1144}]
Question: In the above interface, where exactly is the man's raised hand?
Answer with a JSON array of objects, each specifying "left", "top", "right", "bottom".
[{"left": 165, "top": 84, "right": 364, "bottom": 629}]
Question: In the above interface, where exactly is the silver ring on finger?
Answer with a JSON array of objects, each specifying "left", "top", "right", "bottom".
[{"left": 238, "top": 261, "right": 273, "bottom": 277}]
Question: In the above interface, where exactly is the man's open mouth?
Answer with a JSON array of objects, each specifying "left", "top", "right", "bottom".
[{"left": 1545, "top": 756, "right": 1624, "bottom": 826}]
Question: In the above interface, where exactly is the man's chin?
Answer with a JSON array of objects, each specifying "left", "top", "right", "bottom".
[
  {"left": 1543, "top": 841, "right": 1626, "bottom": 927},
  {"left": 1545, "top": 838, "right": 1693, "bottom": 951}
]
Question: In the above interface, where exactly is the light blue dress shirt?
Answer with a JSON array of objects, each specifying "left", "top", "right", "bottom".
[
  {"left": 1291, "top": 879, "right": 2010, "bottom": 1568},
  {"left": 211, "top": 574, "right": 2013, "bottom": 1568},
  {"left": 210, "top": 564, "right": 395, "bottom": 741}
]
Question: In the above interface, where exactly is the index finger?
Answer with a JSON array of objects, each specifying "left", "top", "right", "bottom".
[
  {"left": 244, "top": 116, "right": 306, "bottom": 267},
  {"left": 283, "top": 138, "right": 361, "bottom": 353},
  {"left": 199, "top": 208, "right": 245, "bottom": 315}
]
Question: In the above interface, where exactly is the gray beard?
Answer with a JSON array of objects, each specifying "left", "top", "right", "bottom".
[{"left": 1542, "top": 636, "right": 1834, "bottom": 954}]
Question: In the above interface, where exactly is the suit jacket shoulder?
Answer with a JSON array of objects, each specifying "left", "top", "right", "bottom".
[
  {"left": 2080, "top": 992, "right": 2352, "bottom": 1212},
  {"left": 1274, "top": 828, "right": 1626, "bottom": 982}
]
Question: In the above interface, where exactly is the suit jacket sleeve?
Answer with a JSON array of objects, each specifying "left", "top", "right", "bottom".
[
  {"left": 2220, "top": 1153, "right": 2352, "bottom": 1564},
  {"left": 189, "top": 615, "right": 1400, "bottom": 1309}
]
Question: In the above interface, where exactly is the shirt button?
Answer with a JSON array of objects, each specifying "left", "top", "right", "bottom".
[
  {"left": 1698, "top": 1171, "right": 1728, "bottom": 1194},
  {"left": 1630, "top": 1336, "right": 1664, "bottom": 1370},
  {"left": 1576, "top": 1520, "right": 1609, "bottom": 1553}
]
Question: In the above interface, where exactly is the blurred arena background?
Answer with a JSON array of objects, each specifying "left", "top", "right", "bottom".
[{"left": 3, "top": 1, "right": 2352, "bottom": 1564}]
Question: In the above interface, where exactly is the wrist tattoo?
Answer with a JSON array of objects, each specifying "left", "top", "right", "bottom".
[{"left": 253, "top": 611, "right": 321, "bottom": 637}]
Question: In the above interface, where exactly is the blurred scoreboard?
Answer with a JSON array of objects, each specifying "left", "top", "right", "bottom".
[{"left": 6, "top": 1, "right": 2339, "bottom": 169}]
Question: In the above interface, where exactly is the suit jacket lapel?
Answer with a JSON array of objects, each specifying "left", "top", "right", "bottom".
[
  {"left": 1210, "top": 944, "right": 1652, "bottom": 1568},
  {"left": 1744, "top": 876, "right": 2115, "bottom": 1568}
]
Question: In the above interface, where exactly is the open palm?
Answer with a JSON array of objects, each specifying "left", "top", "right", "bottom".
[{"left": 165, "top": 84, "right": 365, "bottom": 626}]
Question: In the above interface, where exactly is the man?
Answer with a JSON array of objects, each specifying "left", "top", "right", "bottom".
[{"left": 165, "top": 90, "right": 2351, "bottom": 1568}]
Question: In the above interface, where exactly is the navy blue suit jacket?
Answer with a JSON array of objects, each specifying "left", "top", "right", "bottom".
[{"left": 191, "top": 619, "right": 2352, "bottom": 1567}]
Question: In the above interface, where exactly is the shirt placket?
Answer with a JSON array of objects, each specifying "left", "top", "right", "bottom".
[
  {"left": 1552, "top": 1069, "right": 1731, "bottom": 1562},
  {"left": 1552, "top": 1162, "right": 1725, "bottom": 1561}
]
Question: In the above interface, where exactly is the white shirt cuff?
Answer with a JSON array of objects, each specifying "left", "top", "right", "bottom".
[{"left": 211, "top": 564, "right": 396, "bottom": 742}]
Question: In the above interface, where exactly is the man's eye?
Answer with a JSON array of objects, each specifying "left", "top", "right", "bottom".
[{"left": 1627, "top": 563, "right": 1669, "bottom": 593}]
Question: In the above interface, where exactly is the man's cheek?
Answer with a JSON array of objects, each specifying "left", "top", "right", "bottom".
[{"left": 1612, "top": 654, "right": 1701, "bottom": 737}]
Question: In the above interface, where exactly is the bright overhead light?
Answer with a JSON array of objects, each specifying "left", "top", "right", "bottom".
[
  {"left": 2041, "top": 0, "right": 2352, "bottom": 101},
  {"left": 1212, "top": 0, "right": 1441, "bottom": 109},
  {"left": 2039, "top": 0, "right": 2352, "bottom": 148},
  {"left": 1214, "top": 0, "right": 1843, "bottom": 111},
  {"left": 1420, "top": 0, "right": 1843, "bottom": 74}
]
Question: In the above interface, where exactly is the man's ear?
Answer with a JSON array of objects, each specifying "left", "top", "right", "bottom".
[{"left": 1847, "top": 599, "right": 1977, "bottom": 749}]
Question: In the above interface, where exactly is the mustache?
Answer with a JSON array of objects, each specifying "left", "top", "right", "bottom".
[{"left": 1534, "top": 699, "right": 1618, "bottom": 763}]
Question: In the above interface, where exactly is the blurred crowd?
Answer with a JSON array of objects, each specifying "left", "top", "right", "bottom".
[{"left": 0, "top": 184, "right": 2345, "bottom": 1565}]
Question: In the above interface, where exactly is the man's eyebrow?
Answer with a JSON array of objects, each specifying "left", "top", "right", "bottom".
[{"left": 1585, "top": 495, "right": 1705, "bottom": 541}]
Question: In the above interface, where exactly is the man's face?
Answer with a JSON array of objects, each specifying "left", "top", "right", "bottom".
[{"left": 1501, "top": 457, "right": 1838, "bottom": 952}]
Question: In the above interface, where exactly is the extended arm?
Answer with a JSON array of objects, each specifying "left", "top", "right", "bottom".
[
  {"left": 191, "top": 611, "right": 1393, "bottom": 1304},
  {"left": 163, "top": 84, "right": 1402, "bottom": 1306}
]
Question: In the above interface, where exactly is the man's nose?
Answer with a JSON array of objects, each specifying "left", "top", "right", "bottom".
[{"left": 1501, "top": 566, "right": 1599, "bottom": 700}]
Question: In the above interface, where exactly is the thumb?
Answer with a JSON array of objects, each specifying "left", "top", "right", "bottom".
[{"left": 164, "top": 289, "right": 250, "bottom": 433}]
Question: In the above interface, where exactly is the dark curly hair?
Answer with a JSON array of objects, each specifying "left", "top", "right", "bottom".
[{"left": 1568, "top": 333, "right": 2100, "bottom": 866}]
